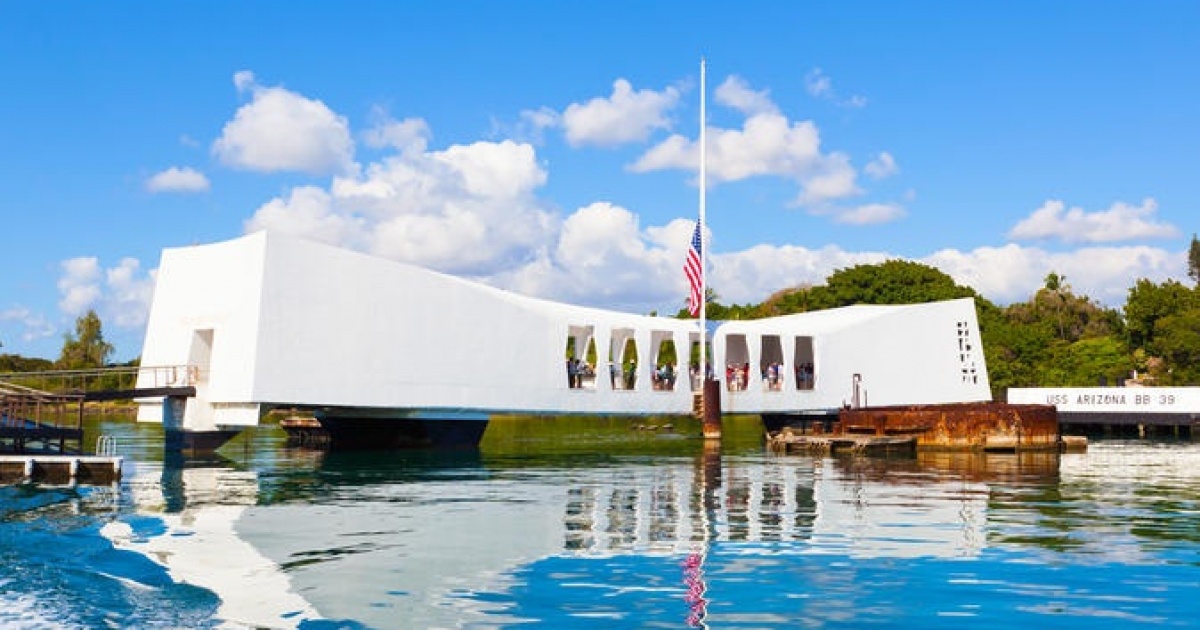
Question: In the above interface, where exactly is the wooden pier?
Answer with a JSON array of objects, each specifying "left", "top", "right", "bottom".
[
  {"left": 1, "top": 381, "right": 85, "bottom": 455},
  {"left": 0, "top": 455, "right": 123, "bottom": 484}
]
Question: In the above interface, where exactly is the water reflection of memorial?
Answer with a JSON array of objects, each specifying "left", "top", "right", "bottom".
[
  {"left": 559, "top": 451, "right": 1058, "bottom": 559},
  {"left": 104, "top": 448, "right": 1068, "bottom": 628}
]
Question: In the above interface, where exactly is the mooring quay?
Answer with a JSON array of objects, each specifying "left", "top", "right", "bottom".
[{"left": 0, "top": 455, "right": 123, "bottom": 484}]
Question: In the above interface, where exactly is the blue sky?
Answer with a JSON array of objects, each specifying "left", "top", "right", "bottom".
[{"left": 2, "top": 2, "right": 1197, "bottom": 362}]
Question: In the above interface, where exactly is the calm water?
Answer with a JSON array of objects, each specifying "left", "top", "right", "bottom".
[{"left": 1, "top": 416, "right": 1198, "bottom": 629}]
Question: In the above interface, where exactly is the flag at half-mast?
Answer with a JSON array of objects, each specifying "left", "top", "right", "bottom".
[{"left": 684, "top": 221, "right": 703, "bottom": 317}]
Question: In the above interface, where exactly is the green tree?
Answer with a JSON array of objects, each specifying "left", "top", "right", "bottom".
[
  {"left": 0, "top": 354, "right": 55, "bottom": 373},
  {"left": 57, "top": 309, "right": 114, "bottom": 370},
  {"left": 806, "top": 260, "right": 980, "bottom": 309},
  {"left": 1037, "top": 337, "right": 1135, "bottom": 387},
  {"left": 1123, "top": 278, "right": 1198, "bottom": 350},
  {"left": 1149, "top": 308, "right": 1200, "bottom": 384},
  {"left": 1189, "top": 233, "right": 1200, "bottom": 286},
  {"left": 1043, "top": 271, "right": 1067, "bottom": 339}
]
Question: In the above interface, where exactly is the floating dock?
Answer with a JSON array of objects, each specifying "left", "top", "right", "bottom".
[{"left": 0, "top": 455, "right": 123, "bottom": 484}]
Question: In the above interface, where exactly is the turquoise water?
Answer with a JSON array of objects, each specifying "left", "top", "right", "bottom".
[{"left": 2, "top": 417, "right": 1198, "bottom": 629}]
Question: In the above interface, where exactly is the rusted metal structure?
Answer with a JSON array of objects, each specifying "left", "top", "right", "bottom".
[
  {"left": 836, "top": 402, "right": 1061, "bottom": 452},
  {"left": 768, "top": 402, "right": 1064, "bottom": 454}
]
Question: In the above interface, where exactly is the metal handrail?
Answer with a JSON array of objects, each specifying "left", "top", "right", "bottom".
[
  {"left": 0, "top": 364, "right": 200, "bottom": 393},
  {"left": 96, "top": 434, "right": 118, "bottom": 457}
]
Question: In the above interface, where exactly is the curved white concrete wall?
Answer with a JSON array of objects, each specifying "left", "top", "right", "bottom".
[{"left": 137, "top": 232, "right": 991, "bottom": 431}]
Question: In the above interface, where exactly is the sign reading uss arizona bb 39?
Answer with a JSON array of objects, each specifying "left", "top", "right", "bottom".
[{"left": 1007, "top": 387, "right": 1200, "bottom": 413}]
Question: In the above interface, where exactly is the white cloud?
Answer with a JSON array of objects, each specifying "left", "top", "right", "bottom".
[
  {"left": 715, "top": 75, "right": 778, "bottom": 116},
  {"left": 55, "top": 256, "right": 156, "bottom": 330},
  {"left": 104, "top": 258, "right": 157, "bottom": 328},
  {"left": 491, "top": 209, "right": 695, "bottom": 309},
  {"left": 245, "top": 186, "right": 361, "bottom": 249},
  {"left": 795, "top": 152, "right": 860, "bottom": 206},
  {"left": 0, "top": 307, "right": 55, "bottom": 343},
  {"left": 233, "top": 69, "right": 256, "bottom": 93},
  {"left": 630, "top": 76, "right": 908, "bottom": 224},
  {"left": 495, "top": 224, "right": 1184, "bottom": 314},
  {"left": 926, "top": 243, "right": 1182, "bottom": 305},
  {"left": 709, "top": 244, "right": 888, "bottom": 305},
  {"left": 57, "top": 257, "right": 102, "bottom": 315},
  {"left": 805, "top": 67, "right": 867, "bottom": 108},
  {"left": 805, "top": 68, "right": 832, "bottom": 98},
  {"left": 833, "top": 203, "right": 907, "bottom": 225},
  {"left": 864, "top": 152, "right": 898, "bottom": 179},
  {"left": 362, "top": 113, "right": 430, "bottom": 153},
  {"left": 212, "top": 72, "right": 355, "bottom": 175},
  {"left": 1008, "top": 198, "right": 1179, "bottom": 244},
  {"left": 145, "top": 166, "right": 210, "bottom": 193},
  {"left": 634, "top": 112, "right": 822, "bottom": 183},
  {"left": 561, "top": 79, "right": 679, "bottom": 147},
  {"left": 222, "top": 79, "right": 1184, "bottom": 321},
  {"left": 248, "top": 139, "right": 556, "bottom": 276}
]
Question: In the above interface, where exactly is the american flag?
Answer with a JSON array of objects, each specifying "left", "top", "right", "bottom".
[{"left": 684, "top": 221, "right": 703, "bottom": 317}]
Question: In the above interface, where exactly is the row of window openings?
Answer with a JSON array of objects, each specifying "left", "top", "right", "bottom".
[{"left": 564, "top": 331, "right": 816, "bottom": 393}]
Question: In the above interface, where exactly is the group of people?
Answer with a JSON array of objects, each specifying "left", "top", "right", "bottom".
[
  {"left": 566, "top": 357, "right": 816, "bottom": 392},
  {"left": 565, "top": 358, "right": 595, "bottom": 389},
  {"left": 566, "top": 358, "right": 682, "bottom": 391},
  {"left": 721, "top": 361, "right": 817, "bottom": 392},
  {"left": 795, "top": 362, "right": 815, "bottom": 390},
  {"left": 650, "top": 364, "right": 677, "bottom": 390},
  {"left": 725, "top": 363, "right": 752, "bottom": 391}
]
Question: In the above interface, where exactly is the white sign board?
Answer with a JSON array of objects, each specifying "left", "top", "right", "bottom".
[{"left": 1008, "top": 387, "right": 1200, "bottom": 413}]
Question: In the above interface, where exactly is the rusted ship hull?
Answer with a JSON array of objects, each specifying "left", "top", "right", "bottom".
[
  {"left": 838, "top": 402, "right": 1061, "bottom": 451},
  {"left": 769, "top": 402, "right": 1065, "bottom": 453}
]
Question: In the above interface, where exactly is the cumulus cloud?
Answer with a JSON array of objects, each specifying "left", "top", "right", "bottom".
[
  {"left": 633, "top": 112, "right": 824, "bottom": 184},
  {"left": 145, "top": 166, "right": 210, "bottom": 193},
  {"left": 221, "top": 73, "right": 1185, "bottom": 321},
  {"left": 1008, "top": 198, "right": 1179, "bottom": 244},
  {"left": 212, "top": 71, "right": 355, "bottom": 175},
  {"left": 492, "top": 209, "right": 697, "bottom": 309},
  {"left": 0, "top": 307, "right": 55, "bottom": 343},
  {"left": 864, "top": 152, "right": 898, "bottom": 179},
  {"left": 248, "top": 139, "right": 556, "bottom": 275},
  {"left": 103, "top": 258, "right": 158, "bottom": 328},
  {"left": 632, "top": 106, "right": 868, "bottom": 211},
  {"left": 561, "top": 79, "right": 679, "bottom": 147},
  {"left": 926, "top": 243, "right": 1182, "bottom": 305},
  {"left": 495, "top": 220, "right": 1184, "bottom": 314},
  {"left": 805, "top": 67, "right": 867, "bottom": 108},
  {"left": 715, "top": 75, "right": 778, "bottom": 116},
  {"left": 362, "top": 112, "right": 430, "bottom": 153},
  {"left": 55, "top": 257, "right": 156, "bottom": 329},
  {"left": 57, "top": 257, "right": 102, "bottom": 315},
  {"left": 833, "top": 203, "right": 907, "bottom": 225}
]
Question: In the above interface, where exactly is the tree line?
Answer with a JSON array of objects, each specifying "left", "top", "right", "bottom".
[
  {"left": 0, "top": 309, "right": 125, "bottom": 373},
  {"left": 682, "top": 235, "right": 1200, "bottom": 398}
]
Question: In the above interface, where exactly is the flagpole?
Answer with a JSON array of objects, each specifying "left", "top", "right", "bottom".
[{"left": 698, "top": 58, "right": 707, "bottom": 385}]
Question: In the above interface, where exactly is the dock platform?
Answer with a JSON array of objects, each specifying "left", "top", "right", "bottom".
[{"left": 0, "top": 455, "right": 123, "bottom": 484}]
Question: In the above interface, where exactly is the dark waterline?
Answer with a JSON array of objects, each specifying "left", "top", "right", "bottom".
[{"left": 2, "top": 413, "right": 1198, "bottom": 628}]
